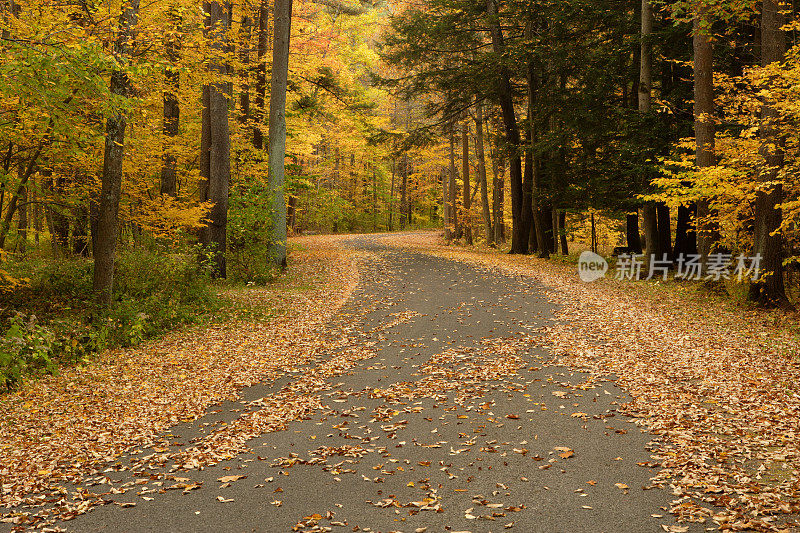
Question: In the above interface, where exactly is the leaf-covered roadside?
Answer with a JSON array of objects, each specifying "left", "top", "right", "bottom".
[
  {"left": 381, "top": 231, "right": 800, "bottom": 532},
  {"left": 0, "top": 236, "right": 359, "bottom": 525}
]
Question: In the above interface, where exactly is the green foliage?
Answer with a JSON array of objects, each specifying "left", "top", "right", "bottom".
[
  {"left": 0, "top": 243, "right": 219, "bottom": 391},
  {"left": 0, "top": 314, "right": 58, "bottom": 391},
  {"left": 226, "top": 172, "right": 282, "bottom": 285}
]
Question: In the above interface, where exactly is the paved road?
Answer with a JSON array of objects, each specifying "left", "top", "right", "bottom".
[{"left": 17, "top": 237, "right": 698, "bottom": 532}]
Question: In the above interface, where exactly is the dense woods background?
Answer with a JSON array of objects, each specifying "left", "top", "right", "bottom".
[{"left": 3, "top": 0, "right": 800, "bottom": 389}]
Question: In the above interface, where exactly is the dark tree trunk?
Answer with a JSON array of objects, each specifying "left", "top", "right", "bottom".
[
  {"left": 642, "top": 203, "right": 660, "bottom": 258},
  {"left": 693, "top": 9, "right": 718, "bottom": 264},
  {"left": 674, "top": 204, "right": 697, "bottom": 258},
  {"left": 558, "top": 210, "right": 568, "bottom": 255},
  {"left": 400, "top": 154, "right": 408, "bottom": 230},
  {"left": 749, "top": 0, "right": 790, "bottom": 307},
  {"left": 626, "top": 213, "right": 643, "bottom": 254},
  {"left": 15, "top": 177, "right": 27, "bottom": 251},
  {"left": 93, "top": 0, "right": 140, "bottom": 305},
  {"left": 199, "top": 1, "right": 232, "bottom": 278},
  {"left": 656, "top": 203, "right": 671, "bottom": 261},
  {"left": 238, "top": 11, "right": 252, "bottom": 124},
  {"left": 487, "top": 0, "right": 524, "bottom": 253},
  {"left": 474, "top": 99, "right": 493, "bottom": 243},
  {"left": 253, "top": 0, "right": 269, "bottom": 150},
  {"left": 448, "top": 129, "right": 459, "bottom": 239},
  {"left": 462, "top": 119, "right": 473, "bottom": 245},
  {"left": 160, "top": 12, "right": 181, "bottom": 197}
]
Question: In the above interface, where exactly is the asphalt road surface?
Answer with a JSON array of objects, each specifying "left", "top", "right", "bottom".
[{"left": 12, "top": 236, "right": 700, "bottom": 533}]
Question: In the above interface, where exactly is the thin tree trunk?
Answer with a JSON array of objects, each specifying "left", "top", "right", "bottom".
[
  {"left": 656, "top": 203, "right": 671, "bottom": 261},
  {"left": 15, "top": 172, "right": 27, "bottom": 251},
  {"left": 92, "top": 0, "right": 140, "bottom": 305},
  {"left": 749, "top": 0, "right": 790, "bottom": 307},
  {"left": 389, "top": 158, "right": 396, "bottom": 232},
  {"left": 160, "top": 12, "right": 181, "bottom": 197},
  {"left": 558, "top": 210, "right": 568, "bottom": 254},
  {"left": 253, "top": 0, "right": 269, "bottom": 150},
  {"left": 400, "top": 154, "right": 408, "bottom": 229},
  {"left": 474, "top": 99, "right": 493, "bottom": 243},
  {"left": 266, "top": 0, "right": 292, "bottom": 268},
  {"left": 487, "top": 0, "right": 524, "bottom": 253},
  {"left": 199, "top": 1, "right": 232, "bottom": 277},
  {"left": 693, "top": 8, "right": 718, "bottom": 264},
  {"left": 239, "top": 10, "right": 252, "bottom": 124},
  {"left": 448, "top": 128, "right": 459, "bottom": 239},
  {"left": 462, "top": 118, "right": 473, "bottom": 245}
]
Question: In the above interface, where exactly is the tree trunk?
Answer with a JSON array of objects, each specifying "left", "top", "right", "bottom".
[
  {"left": 487, "top": 0, "right": 524, "bottom": 253},
  {"left": 448, "top": 128, "right": 459, "bottom": 239},
  {"left": 693, "top": 9, "right": 717, "bottom": 264},
  {"left": 643, "top": 202, "right": 660, "bottom": 258},
  {"left": 559, "top": 210, "right": 568, "bottom": 254},
  {"left": 462, "top": 119, "right": 473, "bottom": 245},
  {"left": 199, "top": 0, "right": 232, "bottom": 278},
  {"left": 15, "top": 176, "right": 27, "bottom": 251},
  {"left": 474, "top": 99, "right": 493, "bottom": 244},
  {"left": 638, "top": 0, "right": 653, "bottom": 112},
  {"left": 674, "top": 204, "right": 697, "bottom": 258},
  {"left": 400, "top": 154, "right": 408, "bottom": 229},
  {"left": 626, "top": 213, "right": 642, "bottom": 254},
  {"left": 93, "top": 0, "right": 140, "bottom": 305},
  {"left": 656, "top": 203, "right": 671, "bottom": 261},
  {"left": 253, "top": 0, "right": 269, "bottom": 150},
  {"left": 266, "top": 0, "right": 292, "bottom": 268},
  {"left": 389, "top": 158, "right": 396, "bottom": 232},
  {"left": 160, "top": 12, "right": 181, "bottom": 197},
  {"left": 238, "top": 11, "right": 252, "bottom": 124},
  {"left": 749, "top": 0, "right": 790, "bottom": 307}
]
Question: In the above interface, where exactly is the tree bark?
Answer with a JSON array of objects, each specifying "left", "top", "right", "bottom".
[
  {"left": 474, "top": 99, "right": 493, "bottom": 243},
  {"left": 92, "top": 0, "right": 140, "bottom": 305},
  {"left": 448, "top": 128, "right": 459, "bottom": 239},
  {"left": 266, "top": 0, "right": 292, "bottom": 268},
  {"left": 643, "top": 202, "right": 660, "bottom": 258},
  {"left": 487, "top": 0, "right": 524, "bottom": 253},
  {"left": 656, "top": 203, "right": 671, "bottom": 261},
  {"left": 558, "top": 210, "right": 568, "bottom": 254},
  {"left": 693, "top": 9, "right": 717, "bottom": 264},
  {"left": 199, "top": 1, "right": 232, "bottom": 278},
  {"left": 462, "top": 118, "right": 473, "bottom": 245},
  {"left": 238, "top": 10, "right": 252, "bottom": 124},
  {"left": 626, "top": 213, "right": 643, "bottom": 254},
  {"left": 160, "top": 12, "right": 181, "bottom": 197},
  {"left": 749, "top": 0, "right": 789, "bottom": 307},
  {"left": 253, "top": 0, "right": 269, "bottom": 150},
  {"left": 674, "top": 204, "right": 697, "bottom": 257}
]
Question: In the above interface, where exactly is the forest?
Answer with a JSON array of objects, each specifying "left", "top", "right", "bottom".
[
  {"left": 2, "top": 0, "right": 800, "bottom": 531},
  {"left": 1, "top": 0, "right": 800, "bottom": 381}
]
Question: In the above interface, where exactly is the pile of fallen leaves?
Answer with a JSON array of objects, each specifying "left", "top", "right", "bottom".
[
  {"left": 380, "top": 231, "right": 800, "bottom": 532},
  {"left": 0, "top": 236, "right": 360, "bottom": 526}
]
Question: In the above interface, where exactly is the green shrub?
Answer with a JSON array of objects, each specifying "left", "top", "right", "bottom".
[
  {"left": 227, "top": 244, "right": 281, "bottom": 285},
  {"left": 0, "top": 314, "right": 58, "bottom": 391},
  {"left": 0, "top": 243, "right": 220, "bottom": 390}
]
